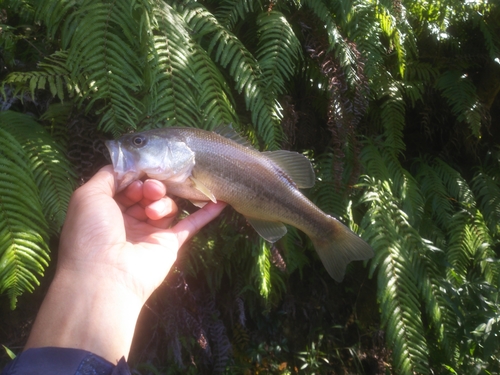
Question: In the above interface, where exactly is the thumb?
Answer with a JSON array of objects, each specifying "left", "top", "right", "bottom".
[{"left": 82, "top": 165, "right": 117, "bottom": 198}]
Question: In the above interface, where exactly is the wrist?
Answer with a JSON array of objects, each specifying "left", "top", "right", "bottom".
[{"left": 25, "top": 268, "right": 143, "bottom": 363}]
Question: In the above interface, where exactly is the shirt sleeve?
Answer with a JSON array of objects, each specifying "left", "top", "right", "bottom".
[{"left": 0, "top": 347, "right": 131, "bottom": 375}]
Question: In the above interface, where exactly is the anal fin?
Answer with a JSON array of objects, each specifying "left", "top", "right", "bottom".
[{"left": 246, "top": 217, "right": 287, "bottom": 243}]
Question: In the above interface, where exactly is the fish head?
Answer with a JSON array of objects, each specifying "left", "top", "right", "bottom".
[{"left": 106, "top": 130, "right": 195, "bottom": 192}]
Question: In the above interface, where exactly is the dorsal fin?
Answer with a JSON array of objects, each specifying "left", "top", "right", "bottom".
[
  {"left": 263, "top": 150, "right": 316, "bottom": 188},
  {"left": 213, "top": 124, "right": 254, "bottom": 149}
]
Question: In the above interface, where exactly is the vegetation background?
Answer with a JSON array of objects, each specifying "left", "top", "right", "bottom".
[{"left": 0, "top": 0, "right": 499, "bottom": 373}]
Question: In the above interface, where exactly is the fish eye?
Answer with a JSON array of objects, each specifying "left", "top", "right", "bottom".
[{"left": 132, "top": 135, "right": 147, "bottom": 147}]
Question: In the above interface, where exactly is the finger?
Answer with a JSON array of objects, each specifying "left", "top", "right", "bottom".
[
  {"left": 172, "top": 202, "right": 227, "bottom": 246},
  {"left": 125, "top": 204, "right": 148, "bottom": 221},
  {"left": 136, "top": 180, "right": 166, "bottom": 209},
  {"left": 147, "top": 215, "right": 177, "bottom": 229},
  {"left": 125, "top": 196, "right": 178, "bottom": 222},
  {"left": 145, "top": 197, "right": 178, "bottom": 221},
  {"left": 143, "top": 179, "right": 166, "bottom": 201},
  {"left": 115, "top": 180, "right": 144, "bottom": 207}
]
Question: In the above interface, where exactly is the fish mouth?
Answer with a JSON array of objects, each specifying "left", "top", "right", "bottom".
[{"left": 105, "top": 140, "right": 140, "bottom": 192}]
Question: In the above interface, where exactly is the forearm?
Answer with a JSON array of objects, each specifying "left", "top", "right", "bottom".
[{"left": 24, "top": 269, "right": 143, "bottom": 364}]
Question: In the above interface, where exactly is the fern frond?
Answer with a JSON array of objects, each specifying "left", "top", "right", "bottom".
[
  {"left": 35, "top": 0, "right": 76, "bottom": 41},
  {"left": 184, "top": 211, "right": 253, "bottom": 294},
  {"left": 357, "top": 144, "right": 467, "bottom": 373},
  {"left": 190, "top": 44, "right": 239, "bottom": 129},
  {"left": 192, "top": 34, "right": 241, "bottom": 128},
  {"left": 359, "top": 176, "right": 430, "bottom": 375},
  {"left": 311, "top": 151, "right": 351, "bottom": 219},
  {"left": 359, "top": 143, "right": 392, "bottom": 187},
  {"left": 60, "top": 0, "right": 144, "bottom": 134},
  {"left": 0, "top": 126, "right": 50, "bottom": 309},
  {"left": 436, "top": 70, "right": 484, "bottom": 138},
  {"left": 349, "top": 1, "right": 385, "bottom": 79},
  {"left": 252, "top": 239, "right": 286, "bottom": 306},
  {"left": 361, "top": 143, "right": 423, "bottom": 224},
  {"left": 302, "top": 0, "right": 359, "bottom": 84},
  {"left": 301, "top": 0, "right": 342, "bottom": 51},
  {"left": 255, "top": 10, "right": 302, "bottom": 96},
  {"left": 401, "top": 62, "right": 438, "bottom": 107},
  {"left": 255, "top": 239, "right": 271, "bottom": 299},
  {"left": 214, "top": 0, "right": 260, "bottom": 30},
  {"left": 469, "top": 210, "right": 498, "bottom": 283},
  {"left": 415, "top": 158, "right": 454, "bottom": 229},
  {"left": 417, "top": 245, "right": 459, "bottom": 363},
  {"left": 0, "top": 111, "right": 75, "bottom": 234},
  {"left": 446, "top": 210, "right": 477, "bottom": 283},
  {"left": 2, "top": 51, "right": 74, "bottom": 101},
  {"left": 432, "top": 158, "right": 476, "bottom": 208},
  {"left": 312, "top": 181, "right": 349, "bottom": 222},
  {"left": 39, "top": 102, "right": 74, "bottom": 146},
  {"left": 140, "top": 1, "right": 201, "bottom": 129},
  {"left": 2, "top": 0, "right": 35, "bottom": 23},
  {"left": 279, "top": 226, "right": 309, "bottom": 277},
  {"left": 375, "top": 4, "right": 406, "bottom": 77},
  {"left": 471, "top": 166, "right": 500, "bottom": 235},
  {"left": 476, "top": 12, "right": 500, "bottom": 60},
  {"left": 181, "top": 2, "right": 282, "bottom": 148},
  {"left": 446, "top": 210, "right": 496, "bottom": 286},
  {"left": 405, "top": 61, "right": 439, "bottom": 84},
  {"left": 380, "top": 83, "right": 406, "bottom": 153}
]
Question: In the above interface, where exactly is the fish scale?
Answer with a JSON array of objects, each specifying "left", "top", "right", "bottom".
[{"left": 106, "top": 127, "right": 374, "bottom": 281}]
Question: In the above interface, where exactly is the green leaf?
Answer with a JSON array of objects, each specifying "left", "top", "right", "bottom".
[
  {"left": 256, "top": 11, "right": 302, "bottom": 96},
  {"left": 436, "top": 70, "right": 484, "bottom": 138},
  {"left": 0, "top": 125, "right": 50, "bottom": 309},
  {"left": 2, "top": 345, "right": 16, "bottom": 360},
  {"left": 0, "top": 111, "right": 76, "bottom": 234}
]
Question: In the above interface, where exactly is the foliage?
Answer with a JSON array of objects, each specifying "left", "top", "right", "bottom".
[
  {"left": 1, "top": 0, "right": 500, "bottom": 374},
  {"left": 0, "top": 111, "right": 75, "bottom": 308}
]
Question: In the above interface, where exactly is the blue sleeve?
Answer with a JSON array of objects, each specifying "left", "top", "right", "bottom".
[{"left": 1, "top": 347, "right": 131, "bottom": 375}]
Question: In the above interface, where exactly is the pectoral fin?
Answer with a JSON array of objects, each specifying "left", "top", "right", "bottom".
[
  {"left": 190, "top": 177, "right": 217, "bottom": 203},
  {"left": 246, "top": 217, "right": 287, "bottom": 243}
]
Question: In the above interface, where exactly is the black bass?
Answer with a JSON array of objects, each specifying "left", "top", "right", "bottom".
[{"left": 105, "top": 127, "right": 373, "bottom": 281}]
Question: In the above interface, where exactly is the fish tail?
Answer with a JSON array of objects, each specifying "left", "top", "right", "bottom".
[{"left": 311, "top": 217, "right": 374, "bottom": 282}]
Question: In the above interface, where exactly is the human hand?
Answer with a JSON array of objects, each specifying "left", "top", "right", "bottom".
[
  {"left": 25, "top": 165, "right": 226, "bottom": 362},
  {"left": 57, "top": 164, "right": 226, "bottom": 303}
]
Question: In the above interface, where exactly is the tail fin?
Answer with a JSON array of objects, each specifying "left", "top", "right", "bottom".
[{"left": 311, "top": 217, "right": 374, "bottom": 282}]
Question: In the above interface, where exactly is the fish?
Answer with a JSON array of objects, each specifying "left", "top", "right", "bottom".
[{"left": 105, "top": 126, "right": 373, "bottom": 281}]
